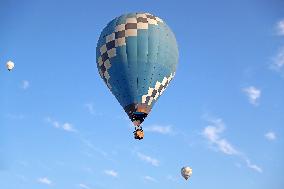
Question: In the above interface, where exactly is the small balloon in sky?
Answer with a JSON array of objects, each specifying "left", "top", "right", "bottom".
[
  {"left": 181, "top": 166, "right": 192, "bottom": 180},
  {"left": 6, "top": 60, "right": 15, "bottom": 71}
]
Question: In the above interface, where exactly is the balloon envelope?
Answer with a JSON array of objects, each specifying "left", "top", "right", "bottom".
[
  {"left": 6, "top": 61, "right": 14, "bottom": 71},
  {"left": 96, "top": 12, "right": 178, "bottom": 125},
  {"left": 181, "top": 166, "right": 192, "bottom": 180}
]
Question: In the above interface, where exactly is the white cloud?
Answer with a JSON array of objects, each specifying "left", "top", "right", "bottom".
[
  {"left": 265, "top": 131, "right": 276, "bottom": 141},
  {"left": 202, "top": 116, "right": 262, "bottom": 173},
  {"left": 144, "top": 176, "right": 157, "bottom": 182},
  {"left": 144, "top": 125, "right": 173, "bottom": 135},
  {"left": 270, "top": 20, "right": 284, "bottom": 75},
  {"left": 52, "top": 121, "right": 60, "bottom": 128},
  {"left": 243, "top": 86, "right": 261, "bottom": 105},
  {"left": 245, "top": 159, "right": 263, "bottom": 173},
  {"left": 79, "top": 183, "right": 90, "bottom": 189},
  {"left": 271, "top": 47, "right": 284, "bottom": 71},
  {"left": 277, "top": 19, "right": 284, "bottom": 36},
  {"left": 46, "top": 117, "right": 76, "bottom": 132},
  {"left": 202, "top": 118, "right": 238, "bottom": 155},
  {"left": 85, "top": 103, "right": 95, "bottom": 115},
  {"left": 217, "top": 139, "right": 238, "bottom": 155},
  {"left": 84, "top": 103, "right": 103, "bottom": 116},
  {"left": 37, "top": 177, "right": 52, "bottom": 185},
  {"left": 62, "top": 123, "right": 76, "bottom": 132},
  {"left": 137, "top": 152, "right": 159, "bottom": 166},
  {"left": 104, "top": 170, "right": 118, "bottom": 177},
  {"left": 21, "top": 80, "right": 30, "bottom": 90},
  {"left": 203, "top": 118, "right": 224, "bottom": 141}
]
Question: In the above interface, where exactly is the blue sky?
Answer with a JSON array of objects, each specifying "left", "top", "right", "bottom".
[{"left": 1, "top": 0, "right": 284, "bottom": 189}]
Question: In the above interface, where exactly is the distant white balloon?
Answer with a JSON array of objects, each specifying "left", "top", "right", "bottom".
[
  {"left": 181, "top": 166, "right": 192, "bottom": 180},
  {"left": 6, "top": 60, "right": 15, "bottom": 71}
]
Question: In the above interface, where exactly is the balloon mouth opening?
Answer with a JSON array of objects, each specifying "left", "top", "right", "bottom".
[
  {"left": 124, "top": 103, "right": 150, "bottom": 125},
  {"left": 131, "top": 112, "right": 148, "bottom": 126}
]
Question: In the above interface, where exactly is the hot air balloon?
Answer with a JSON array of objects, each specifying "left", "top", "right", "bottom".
[
  {"left": 181, "top": 166, "right": 192, "bottom": 180},
  {"left": 6, "top": 60, "right": 15, "bottom": 71},
  {"left": 96, "top": 12, "right": 178, "bottom": 140}
]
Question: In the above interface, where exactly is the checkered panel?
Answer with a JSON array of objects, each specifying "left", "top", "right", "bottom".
[
  {"left": 145, "top": 13, "right": 163, "bottom": 24},
  {"left": 141, "top": 72, "right": 175, "bottom": 106},
  {"left": 97, "top": 13, "right": 165, "bottom": 89},
  {"left": 97, "top": 33, "right": 117, "bottom": 89}
]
